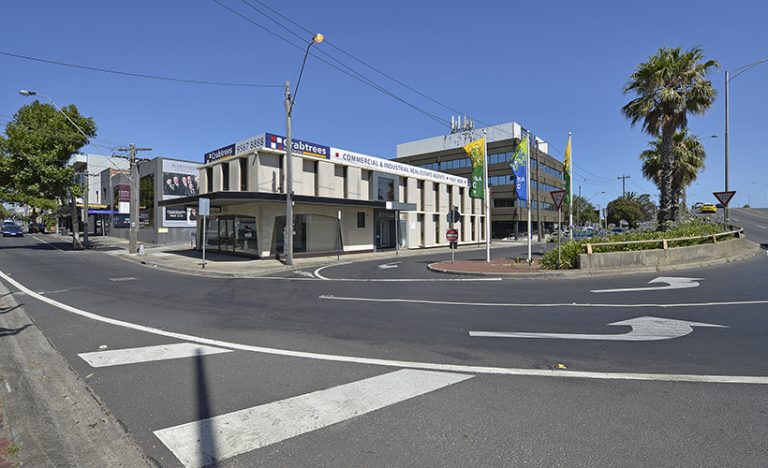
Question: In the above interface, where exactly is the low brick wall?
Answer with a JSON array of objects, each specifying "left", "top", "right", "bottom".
[{"left": 577, "top": 237, "right": 760, "bottom": 270}]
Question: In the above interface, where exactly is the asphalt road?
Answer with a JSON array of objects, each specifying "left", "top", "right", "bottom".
[{"left": 1, "top": 209, "right": 767, "bottom": 467}]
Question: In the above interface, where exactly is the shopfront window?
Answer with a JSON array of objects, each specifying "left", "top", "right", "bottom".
[{"left": 271, "top": 214, "right": 341, "bottom": 257}]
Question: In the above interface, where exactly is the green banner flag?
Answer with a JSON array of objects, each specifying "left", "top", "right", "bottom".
[{"left": 464, "top": 137, "right": 485, "bottom": 199}]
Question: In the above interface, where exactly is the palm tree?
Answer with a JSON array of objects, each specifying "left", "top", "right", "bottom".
[
  {"left": 622, "top": 47, "right": 718, "bottom": 229},
  {"left": 640, "top": 129, "right": 706, "bottom": 219}
]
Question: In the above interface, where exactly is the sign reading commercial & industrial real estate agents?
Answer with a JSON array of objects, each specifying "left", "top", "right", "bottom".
[{"left": 203, "top": 132, "right": 469, "bottom": 187}]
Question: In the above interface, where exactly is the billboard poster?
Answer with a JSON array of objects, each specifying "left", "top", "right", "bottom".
[{"left": 162, "top": 159, "right": 200, "bottom": 227}]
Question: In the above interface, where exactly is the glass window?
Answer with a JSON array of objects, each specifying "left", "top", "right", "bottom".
[
  {"left": 222, "top": 164, "right": 229, "bottom": 191},
  {"left": 240, "top": 158, "right": 248, "bottom": 191},
  {"left": 139, "top": 174, "right": 154, "bottom": 228},
  {"left": 377, "top": 177, "right": 395, "bottom": 201},
  {"left": 357, "top": 211, "right": 366, "bottom": 228}
]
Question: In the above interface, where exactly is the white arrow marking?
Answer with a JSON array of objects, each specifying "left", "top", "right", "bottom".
[
  {"left": 591, "top": 276, "right": 704, "bottom": 293},
  {"left": 470, "top": 316, "right": 727, "bottom": 341},
  {"left": 377, "top": 261, "right": 401, "bottom": 269}
]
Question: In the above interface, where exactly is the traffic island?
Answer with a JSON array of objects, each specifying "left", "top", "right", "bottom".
[{"left": 428, "top": 258, "right": 544, "bottom": 276}]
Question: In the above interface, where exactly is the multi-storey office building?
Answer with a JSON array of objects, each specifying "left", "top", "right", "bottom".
[
  {"left": 395, "top": 122, "right": 565, "bottom": 239},
  {"left": 160, "top": 132, "right": 484, "bottom": 258}
]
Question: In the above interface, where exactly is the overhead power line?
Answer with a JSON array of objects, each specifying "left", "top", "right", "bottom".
[
  {"left": 209, "top": 0, "right": 449, "bottom": 128},
  {"left": 0, "top": 50, "right": 282, "bottom": 88}
]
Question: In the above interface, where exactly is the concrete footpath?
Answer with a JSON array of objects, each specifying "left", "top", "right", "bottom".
[{"left": 0, "top": 281, "right": 152, "bottom": 467}]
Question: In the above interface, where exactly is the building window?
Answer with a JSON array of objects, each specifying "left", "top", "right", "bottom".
[
  {"left": 206, "top": 167, "right": 213, "bottom": 193},
  {"left": 222, "top": 164, "right": 230, "bottom": 191},
  {"left": 377, "top": 176, "right": 395, "bottom": 201},
  {"left": 357, "top": 211, "right": 365, "bottom": 228},
  {"left": 240, "top": 158, "right": 248, "bottom": 191},
  {"left": 494, "top": 198, "right": 515, "bottom": 207}
]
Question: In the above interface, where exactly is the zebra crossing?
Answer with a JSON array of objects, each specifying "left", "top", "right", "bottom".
[{"left": 77, "top": 341, "right": 474, "bottom": 467}]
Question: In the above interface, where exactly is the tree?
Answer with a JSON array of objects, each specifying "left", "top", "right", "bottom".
[
  {"left": 564, "top": 195, "right": 599, "bottom": 225},
  {"left": 622, "top": 47, "right": 718, "bottom": 229},
  {"left": 640, "top": 129, "right": 705, "bottom": 220},
  {"left": 636, "top": 194, "right": 657, "bottom": 222},
  {"left": 607, "top": 196, "right": 645, "bottom": 228},
  {"left": 0, "top": 101, "right": 96, "bottom": 212}
]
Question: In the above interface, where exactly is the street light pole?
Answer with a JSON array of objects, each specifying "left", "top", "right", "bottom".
[{"left": 283, "top": 33, "right": 324, "bottom": 266}]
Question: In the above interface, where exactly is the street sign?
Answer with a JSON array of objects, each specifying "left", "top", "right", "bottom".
[
  {"left": 446, "top": 229, "right": 459, "bottom": 243},
  {"left": 549, "top": 189, "right": 566, "bottom": 209},
  {"left": 447, "top": 207, "right": 462, "bottom": 224},
  {"left": 713, "top": 191, "right": 736, "bottom": 207},
  {"left": 199, "top": 197, "right": 210, "bottom": 216}
]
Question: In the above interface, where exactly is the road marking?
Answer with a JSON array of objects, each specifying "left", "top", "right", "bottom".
[
  {"left": 294, "top": 270, "right": 317, "bottom": 278},
  {"left": 591, "top": 276, "right": 703, "bottom": 293},
  {"left": 377, "top": 261, "right": 401, "bottom": 269},
  {"left": 154, "top": 369, "right": 472, "bottom": 467},
  {"left": 4, "top": 381, "right": 11, "bottom": 393},
  {"left": 109, "top": 277, "right": 137, "bottom": 282},
  {"left": 312, "top": 262, "right": 501, "bottom": 282},
  {"left": 78, "top": 342, "right": 233, "bottom": 368},
  {"left": 31, "top": 235, "right": 65, "bottom": 251},
  {"left": 470, "top": 316, "right": 726, "bottom": 341},
  {"left": 318, "top": 294, "right": 768, "bottom": 309},
  {"left": 2, "top": 271, "right": 767, "bottom": 385}
]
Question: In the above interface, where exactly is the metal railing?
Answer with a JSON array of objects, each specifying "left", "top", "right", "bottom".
[{"left": 584, "top": 227, "right": 744, "bottom": 255}]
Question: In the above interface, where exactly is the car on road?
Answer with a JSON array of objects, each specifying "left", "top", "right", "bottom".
[
  {"left": 693, "top": 201, "right": 703, "bottom": 210},
  {"left": 2, "top": 225, "right": 24, "bottom": 237},
  {"left": 700, "top": 203, "right": 717, "bottom": 213}
]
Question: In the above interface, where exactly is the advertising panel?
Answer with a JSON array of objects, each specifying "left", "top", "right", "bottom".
[
  {"left": 329, "top": 147, "right": 468, "bottom": 187},
  {"left": 162, "top": 159, "right": 200, "bottom": 227},
  {"left": 265, "top": 133, "right": 330, "bottom": 159},
  {"left": 204, "top": 143, "right": 236, "bottom": 164}
]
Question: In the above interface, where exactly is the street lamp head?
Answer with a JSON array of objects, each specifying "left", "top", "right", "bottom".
[
  {"left": 312, "top": 33, "right": 324, "bottom": 44},
  {"left": 19, "top": 89, "right": 37, "bottom": 97}
]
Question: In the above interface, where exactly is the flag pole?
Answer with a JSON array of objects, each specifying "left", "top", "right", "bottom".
[
  {"left": 526, "top": 133, "right": 532, "bottom": 262},
  {"left": 568, "top": 132, "right": 574, "bottom": 240},
  {"left": 483, "top": 129, "right": 490, "bottom": 262}
]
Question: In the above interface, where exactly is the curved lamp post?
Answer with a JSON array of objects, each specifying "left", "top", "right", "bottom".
[
  {"left": 284, "top": 33, "right": 324, "bottom": 265},
  {"left": 19, "top": 89, "right": 93, "bottom": 247}
]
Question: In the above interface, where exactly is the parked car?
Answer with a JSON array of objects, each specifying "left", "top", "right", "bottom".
[
  {"left": 2, "top": 225, "right": 24, "bottom": 237},
  {"left": 700, "top": 203, "right": 717, "bottom": 213},
  {"left": 693, "top": 202, "right": 703, "bottom": 210}
]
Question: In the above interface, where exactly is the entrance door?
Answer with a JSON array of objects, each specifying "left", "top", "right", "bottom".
[
  {"left": 374, "top": 209, "right": 396, "bottom": 249},
  {"left": 218, "top": 218, "right": 235, "bottom": 252}
]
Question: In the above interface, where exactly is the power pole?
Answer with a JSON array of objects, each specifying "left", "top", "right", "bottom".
[
  {"left": 618, "top": 175, "right": 630, "bottom": 197},
  {"left": 116, "top": 144, "right": 151, "bottom": 253},
  {"left": 284, "top": 81, "right": 294, "bottom": 265}
]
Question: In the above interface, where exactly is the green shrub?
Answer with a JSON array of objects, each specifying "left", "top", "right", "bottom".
[{"left": 541, "top": 219, "right": 735, "bottom": 269}]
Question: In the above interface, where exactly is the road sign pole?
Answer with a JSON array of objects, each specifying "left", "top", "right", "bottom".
[{"left": 201, "top": 215, "right": 206, "bottom": 269}]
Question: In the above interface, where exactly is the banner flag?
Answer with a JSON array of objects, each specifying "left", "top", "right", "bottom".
[
  {"left": 564, "top": 134, "right": 572, "bottom": 204},
  {"left": 509, "top": 136, "right": 528, "bottom": 201},
  {"left": 464, "top": 137, "right": 486, "bottom": 199}
]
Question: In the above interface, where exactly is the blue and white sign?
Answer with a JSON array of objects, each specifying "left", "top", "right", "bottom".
[
  {"left": 204, "top": 144, "right": 236, "bottom": 164},
  {"left": 265, "top": 133, "right": 330, "bottom": 159}
]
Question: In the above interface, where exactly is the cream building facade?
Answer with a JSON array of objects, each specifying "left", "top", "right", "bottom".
[{"left": 160, "top": 133, "right": 485, "bottom": 259}]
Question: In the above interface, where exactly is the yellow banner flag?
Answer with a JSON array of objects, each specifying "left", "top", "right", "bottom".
[{"left": 463, "top": 137, "right": 485, "bottom": 199}]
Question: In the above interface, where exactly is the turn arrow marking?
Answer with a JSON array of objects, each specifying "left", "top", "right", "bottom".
[
  {"left": 469, "top": 316, "right": 727, "bottom": 341},
  {"left": 591, "top": 276, "right": 704, "bottom": 293},
  {"left": 377, "top": 261, "right": 401, "bottom": 269}
]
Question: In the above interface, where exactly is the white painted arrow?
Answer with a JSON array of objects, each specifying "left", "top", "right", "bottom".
[
  {"left": 469, "top": 316, "right": 727, "bottom": 341},
  {"left": 591, "top": 276, "right": 704, "bottom": 293},
  {"left": 377, "top": 261, "right": 401, "bottom": 269}
]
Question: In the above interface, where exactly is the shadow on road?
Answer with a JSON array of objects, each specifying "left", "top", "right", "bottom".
[
  {"left": 0, "top": 242, "right": 75, "bottom": 251},
  {"left": 166, "top": 249, "right": 253, "bottom": 263},
  {"left": 0, "top": 304, "right": 23, "bottom": 314},
  {"left": 195, "top": 349, "right": 219, "bottom": 467},
  {"left": 0, "top": 324, "right": 31, "bottom": 336}
]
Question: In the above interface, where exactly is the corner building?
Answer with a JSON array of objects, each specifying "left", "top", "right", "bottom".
[
  {"left": 160, "top": 133, "right": 485, "bottom": 258},
  {"left": 395, "top": 122, "right": 565, "bottom": 238}
]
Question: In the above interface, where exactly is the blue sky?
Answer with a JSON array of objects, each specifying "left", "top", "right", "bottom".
[{"left": 1, "top": 0, "right": 767, "bottom": 208}]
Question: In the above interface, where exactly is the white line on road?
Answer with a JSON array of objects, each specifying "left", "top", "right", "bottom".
[
  {"left": 154, "top": 369, "right": 472, "bottom": 467},
  {"left": 319, "top": 294, "right": 768, "bottom": 309},
  {"left": 109, "top": 277, "right": 137, "bottom": 282},
  {"left": 591, "top": 276, "right": 703, "bottom": 293},
  {"left": 78, "top": 342, "right": 233, "bottom": 368},
  {"left": 2, "top": 270, "right": 767, "bottom": 385}
]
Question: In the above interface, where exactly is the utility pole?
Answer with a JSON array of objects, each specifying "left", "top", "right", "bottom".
[
  {"left": 284, "top": 81, "right": 294, "bottom": 265},
  {"left": 618, "top": 175, "right": 630, "bottom": 197},
  {"left": 116, "top": 144, "right": 151, "bottom": 253}
]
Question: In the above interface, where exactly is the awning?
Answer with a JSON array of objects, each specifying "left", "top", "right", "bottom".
[{"left": 158, "top": 191, "right": 387, "bottom": 209}]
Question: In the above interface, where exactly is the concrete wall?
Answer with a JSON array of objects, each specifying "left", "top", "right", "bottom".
[{"left": 578, "top": 237, "right": 759, "bottom": 270}]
